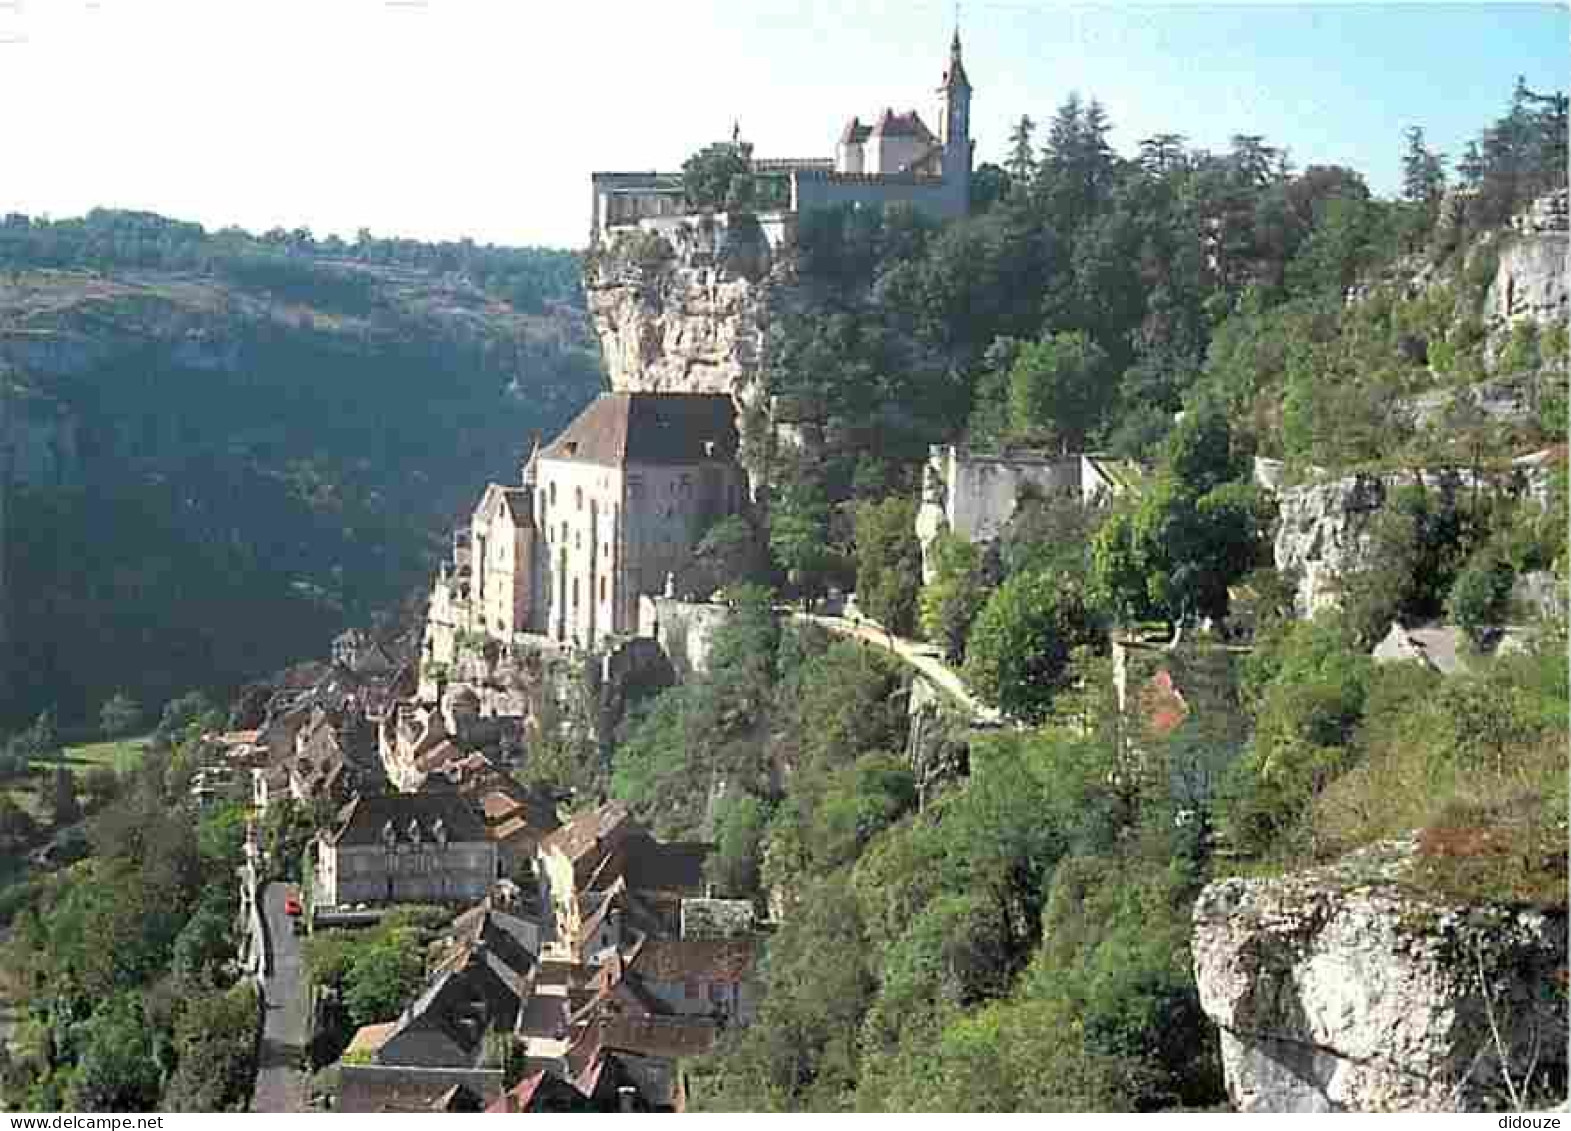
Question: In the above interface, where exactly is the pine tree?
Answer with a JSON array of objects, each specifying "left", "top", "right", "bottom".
[
  {"left": 1138, "top": 133, "right": 1188, "bottom": 177},
  {"left": 51, "top": 766, "right": 81, "bottom": 827},
  {"left": 1401, "top": 125, "right": 1447, "bottom": 208}
]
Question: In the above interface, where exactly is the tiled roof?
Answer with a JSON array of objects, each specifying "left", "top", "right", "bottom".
[
  {"left": 414, "top": 738, "right": 464, "bottom": 775},
  {"left": 480, "top": 791, "right": 522, "bottom": 822},
  {"left": 336, "top": 1066, "right": 503, "bottom": 1114},
  {"left": 326, "top": 792, "right": 487, "bottom": 847},
  {"left": 602, "top": 1014, "right": 719, "bottom": 1060},
  {"left": 542, "top": 800, "right": 634, "bottom": 864},
  {"left": 839, "top": 117, "right": 871, "bottom": 144},
  {"left": 629, "top": 939, "right": 757, "bottom": 985},
  {"left": 539, "top": 393, "right": 739, "bottom": 467},
  {"left": 622, "top": 834, "right": 710, "bottom": 894},
  {"left": 485, "top": 1071, "right": 545, "bottom": 1113},
  {"left": 345, "top": 1021, "right": 397, "bottom": 1057},
  {"left": 868, "top": 108, "right": 935, "bottom": 140}
]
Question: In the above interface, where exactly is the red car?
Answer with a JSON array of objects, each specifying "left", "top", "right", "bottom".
[{"left": 283, "top": 892, "right": 303, "bottom": 917}]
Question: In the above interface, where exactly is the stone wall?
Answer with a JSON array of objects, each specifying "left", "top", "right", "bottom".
[
  {"left": 638, "top": 596, "right": 735, "bottom": 680},
  {"left": 1194, "top": 839, "right": 1568, "bottom": 1112},
  {"left": 916, "top": 445, "right": 1086, "bottom": 582},
  {"left": 791, "top": 169, "right": 966, "bottom": 222}
]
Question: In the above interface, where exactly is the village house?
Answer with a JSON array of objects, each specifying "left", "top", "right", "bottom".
[
  {"left": 1371, "top": 621, "right": 1534, "bottom": 676},
  {"left": 314, "top": 793, "right": 496, "bottom": 908},
  {"left": 425, "top": 392, "right": 747, "bottom": 660}
]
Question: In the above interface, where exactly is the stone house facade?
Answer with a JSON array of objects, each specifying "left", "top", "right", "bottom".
[{"left": 425, "top": 392, "right": 745, "bottom": 660}]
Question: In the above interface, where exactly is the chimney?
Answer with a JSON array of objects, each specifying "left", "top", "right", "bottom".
[{"left": 618, "top": 1085, "right": 637, "bottom": 1114}]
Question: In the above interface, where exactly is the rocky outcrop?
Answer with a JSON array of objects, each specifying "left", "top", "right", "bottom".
[
  {"left": 1194, "top": 839, "right": 1568, "bottom": 1112},
  {"left": 1273, "top": 460, "right": 1554, "bottom": 615}
]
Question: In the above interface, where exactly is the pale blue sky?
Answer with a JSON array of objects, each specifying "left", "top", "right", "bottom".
[{"left": 2, "top": 1, "right": 1564, "bottom": 248}]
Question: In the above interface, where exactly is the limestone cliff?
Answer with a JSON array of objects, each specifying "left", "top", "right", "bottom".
[
  {"left": 1194, "top": 839, "right": 1568, "bottom": 1112},
  {"left": 1485, "top": 189, "right": 1569, "bottom": 364},
  {"left": 1273, "top": 458, "right": 1555, "bottom": 615},
  {"left": 584, "top": 218, "right": 784, "bottom": 406}
]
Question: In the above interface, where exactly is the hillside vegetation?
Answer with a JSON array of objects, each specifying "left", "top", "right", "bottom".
[
  {"left": 598, "top": 80, "right": 1568, "bottom": 1111},
  {"left": 0, "top": 211, "right": 603, "bottom": 725}
]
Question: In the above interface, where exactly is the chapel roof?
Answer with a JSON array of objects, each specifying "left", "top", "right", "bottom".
[
  {"left": 538, "top": 393, "right": 739, "bottom": 468},
  {"left": 868, "top": 108, "right": 935, "bottom": 140}
]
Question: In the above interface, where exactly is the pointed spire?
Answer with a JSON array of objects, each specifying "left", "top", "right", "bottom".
[
  {"left": 942, "top": 23, "right": 970, "bottom": 90},
  {"left": 521, "top": 430, "right": 542, "bottom": 487}
]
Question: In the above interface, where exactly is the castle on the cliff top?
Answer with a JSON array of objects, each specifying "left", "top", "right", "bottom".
[{"left": 589, "top": 31, "right": 975, "bottom": 245}]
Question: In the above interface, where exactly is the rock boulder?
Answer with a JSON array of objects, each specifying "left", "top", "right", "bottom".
[{"left": 1193, "top": 840, "right": 1568, "bottom": 1112}]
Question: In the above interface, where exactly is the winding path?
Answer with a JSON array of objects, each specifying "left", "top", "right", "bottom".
[
  {"left": 787, "top": 609, "right": 1006, "bottom": 726},
  {"left": 251, "top": 883, "right": 308, "bottom": 1113}
]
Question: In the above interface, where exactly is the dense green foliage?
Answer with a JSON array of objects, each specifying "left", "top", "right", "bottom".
[
  {"left": 1091, "top": 408, "right": 1268, "bottom": 626},
  {"left": 961, "top": 570, "right": 1103, "bottom": 721},
  {"left": 0, "top": 210, "right": 601, "bottom": 725},
  {"left": 0, "top": 724, "right": 258, "bottom": 1111},
  {"left": 613, "top": 79, "right": 1569, "bottom": 1113},
  {"left": 0, "top": 209, "right": 583, "bottom": 313}
]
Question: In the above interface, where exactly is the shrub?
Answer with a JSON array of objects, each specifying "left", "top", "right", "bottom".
[{"left": 1445, "top": 553, "right": 1514, "bottom": 641}]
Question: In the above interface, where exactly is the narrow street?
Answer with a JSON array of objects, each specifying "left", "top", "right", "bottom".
[{"left": 251, "top": 883, "right": 308, "bottom": 1113}]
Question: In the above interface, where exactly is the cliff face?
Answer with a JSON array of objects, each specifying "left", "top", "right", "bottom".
[
  {"left": 1194, "top": 840, "right": 1568, "bottom": 1112},
  {"left": 583, "top": 218, "right": 786, "bottom": 406},
  {"left": 1273, "top": 460, "right": 1554, "bottom": 615},
  {"left": 1485, "top": 189, "right": 1569, "bottom": 363}
]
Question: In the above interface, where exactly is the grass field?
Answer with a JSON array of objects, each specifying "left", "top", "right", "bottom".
[
  {"left": 31, "top": 734, "right": 151, "bottom": 778},
  {"left": 3, "top": 734, "right": 152, "bottom": 824}
]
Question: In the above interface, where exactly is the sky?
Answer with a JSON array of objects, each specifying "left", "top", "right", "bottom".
[{"left": 2, "top": 1, "right": 1565, "bottom": 249}]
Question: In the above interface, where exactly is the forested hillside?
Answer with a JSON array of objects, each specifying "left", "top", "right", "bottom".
[
  {"left": 599, "top": 80, "right": 1568, "bottom": 1110},
  {"left": 0, "top": 211, "right": 603, "bottom": 726}
]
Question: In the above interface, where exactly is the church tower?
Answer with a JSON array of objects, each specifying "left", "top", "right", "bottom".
[{"left": 937, "top": 29, "right": 973, "bottom": 209}]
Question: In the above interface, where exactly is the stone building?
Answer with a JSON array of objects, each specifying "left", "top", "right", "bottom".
[
  {"left": 914, "top": 444, "right": 1140, "bottom": 581},
  {"left": 588, "top": 31, "right": 975, "bottom": 246},
  {"left": 315, "top": 793, "right": 496, "bottom": 908},
  {"left": 425, "top": 392, "right": 745, "bottom": 659}
]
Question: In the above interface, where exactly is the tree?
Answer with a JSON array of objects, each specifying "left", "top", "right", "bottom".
[
  {"left": 163, "top": 984, "right": 260, "bottom": 1111},
  {"left": 67, "top": 993, "right": 162, "bottom": 1111},
  {"left": 1091, "top": 407, "right": 1266, "bottom": 626},
  {"left": 23, "top": 708, "right": 59, "bottom": 763},
  {"left": 1005, "top": 115, "right": 1037, "bottom": 188},
  {"left": 769, "top": 478, "right": 832, "bottom": 606},
  {"left": 99, "top": 691, "right": 143, "bottom": 738},
  {"left": 919, "top": 532, "right": 991, "bottom": 662},
  {"left": 0, "top": 793, "right": 38, "bottom": 849},
  {"left": 682, "top": 142, "right": 752, "bottom": 210},
  {"left": 343, "top": 933, "right": 425, "bottom": 1027},
  {"left": 1400, "top": 125, "right": 1447, "bottom": 210},
  {"left": 1138, "top": 133, "right": 1188, "bottom": 178},
  {"left": 50, "top": 766, "right": 81, "bottom": 827},
  {"left": 82, "top": 765, "right": 119, "bottom": 808},
  {"left": 962, "top": 569, "right": 1103, "bottom": 722},
  {"left": 708, "top": 793, "right": 769, "bottom": 896},
  {"left": 854, "top": 497, "right": 922, "bottom": 635}
]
